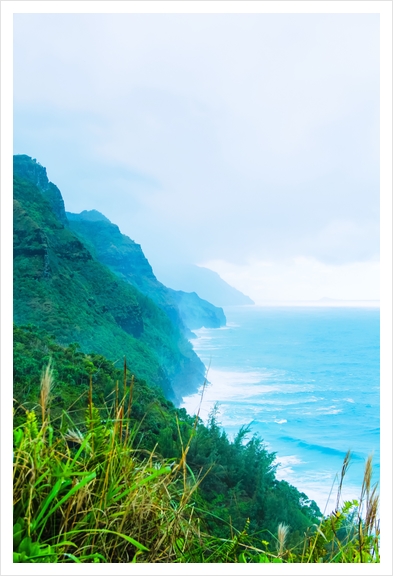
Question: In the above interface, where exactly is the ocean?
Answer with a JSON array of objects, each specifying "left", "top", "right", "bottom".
[{"left": 181, "top": 305, "right": 380, "bottom": 514}]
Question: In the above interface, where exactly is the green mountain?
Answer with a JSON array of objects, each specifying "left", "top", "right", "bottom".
[
  {"left": 153, "top": 262, "right": 255, "bottom": 307},
  {"left": 66, "top": 210, "right": 226, "bottom": 335},
  {"left": 13, "top": 154, "right": 205, "bottom": 402}
]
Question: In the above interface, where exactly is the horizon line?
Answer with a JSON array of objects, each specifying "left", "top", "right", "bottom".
[{"left": 234, "top": 299, "right": 380, "bottom": 308}]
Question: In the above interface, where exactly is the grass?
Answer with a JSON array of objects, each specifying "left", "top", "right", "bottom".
[
  {"left": 13, "top": 364, "right": 203, "bottom": 563},
  {"left": 296, "top": 450, "right": 380, "bottom": 564},
  {"left": 13, "top": 363, "right": 380, "bottom": 563}
]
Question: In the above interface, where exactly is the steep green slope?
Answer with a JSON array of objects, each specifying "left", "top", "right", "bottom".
[
  {"left": 13, "top": 155, "right": 205, "bottom": 401},
  {"left": 66, "top": 210, "right": 226, "bottom": 334}
]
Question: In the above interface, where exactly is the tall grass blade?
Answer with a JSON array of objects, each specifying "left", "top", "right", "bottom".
[
  {"left": 112, "top": 465, "right": 171, "bottom": 503},
  {"left": 64, "top": 528, "right": 149, "bottom": 551},
  {"left": 37, "top": 472, "right": 96, "bottom": 536}
]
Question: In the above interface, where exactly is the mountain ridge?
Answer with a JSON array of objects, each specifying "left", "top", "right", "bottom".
[
  {"left": 153, "top": 262, "right": 255, "bottom": 307},
  {"left": 66, "top": 210, "right": 226, "bottom": 335},
  {"left": 13, "top": 155, "right": 206, "bottom": 402}
]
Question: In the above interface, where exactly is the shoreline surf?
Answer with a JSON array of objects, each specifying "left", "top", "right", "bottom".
[{"left": 182, "top": 305, "right": 380, "bottom": 513}]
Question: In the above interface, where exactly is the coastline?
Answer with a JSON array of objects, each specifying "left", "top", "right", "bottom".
[{"left": 181, "top": 305, "right": 380, "bottom": 513}]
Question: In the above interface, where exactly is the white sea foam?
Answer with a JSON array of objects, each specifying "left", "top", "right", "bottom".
[
  {"left": 276, "top": 454, "right": 303, "bottom": 466},
  {"left": 274, "top": 419, "right": 287, "bottom": 424},
  {"left": 182, "top": 366, "right": 344, "bottom": 423},
  {"left": 315, "top": 406, "right": 343, "bottom": 415},
  {"left": 295, "top": 478, "right": 362, "bottom": 515},
  {"left": 181, "top": 367, "right": 279, "bottom": 421},
  {"left": 275, "top": 462, "right": 363, "bottom": 513},
  {"left": 275, "top": 455, "right": 303, "bottom": 479}
]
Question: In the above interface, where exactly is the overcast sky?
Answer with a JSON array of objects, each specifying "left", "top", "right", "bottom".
[{"left": 13, "top": 13, "right": 380, "bottom": 302}]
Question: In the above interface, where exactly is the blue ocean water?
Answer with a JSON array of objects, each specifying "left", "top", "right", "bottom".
[{"left": 181, "top": 305, "right": 380, "bottom": 513}]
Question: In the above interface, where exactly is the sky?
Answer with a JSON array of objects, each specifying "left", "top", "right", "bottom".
[{"left": 13, "top": 12, "right": 381, "bottom": 303}]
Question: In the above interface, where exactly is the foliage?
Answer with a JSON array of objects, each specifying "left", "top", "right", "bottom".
[
  {"left": 13, "top": 395, "right": 199, "bottom": 562},
  {"left": 186, "top": 410, "right": 321, "bottom": 549},
  {"left": 298, "top": 452, "right": 380, "bottom": 563},
  {"left": 13, "top": 324, "right": 185, "bottom": 437}
]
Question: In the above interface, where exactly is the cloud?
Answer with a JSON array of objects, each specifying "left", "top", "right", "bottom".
[
  {"left": 202, "top": 257, "right": 380, "bottom": 303},
  {"left": 13, "top": 13, "right": 380, "bottom": 295}
]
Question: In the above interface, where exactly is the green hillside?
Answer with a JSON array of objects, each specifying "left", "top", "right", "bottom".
[
  {"left": 67, "top": 209, "right": 226, "bottom": 334},
  {"left": 13, "top": 155, "right": 205, "bottom": 401}
]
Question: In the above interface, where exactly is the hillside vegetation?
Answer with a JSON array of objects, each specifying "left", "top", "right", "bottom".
[
  {"left": 13, "top": 155, "right": 206, "bottom": 401},
  {"left": 13, "top": 325, "right": 379, "bottom": 563}
]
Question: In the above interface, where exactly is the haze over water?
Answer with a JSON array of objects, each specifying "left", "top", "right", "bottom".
[{"left": 182, "top": 305, "right": 380, "bottom": 513}]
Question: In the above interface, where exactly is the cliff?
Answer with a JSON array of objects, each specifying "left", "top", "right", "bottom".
[
  {"left": 67, "top": 210, "right": 226, "bottom": 335},
  {"left": 13, "top": 154, "right": 68, "bottom": 225},
  {"left": 13, "top": 155, "right": 205, "bottom": 402}
]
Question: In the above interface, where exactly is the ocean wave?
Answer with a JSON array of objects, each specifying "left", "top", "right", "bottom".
[
  {"left": 181, "top": 371, "right": 281, "bottom": 422},
  {"left": 276, "top": 454, "right": 303, "bottom": 466},
  {"left": 202, "top": 368, "right": 278, "bottom": 387},
  {"left": 193, "top": 346, "right": 223, "bottom": 351},
  {"left": 315, "top": 405, "right": 342, "bottom": 415},
  {"left": 278, "top": 436, "right": 363, "bottom": 460},
  {"left": 182, "top": 306, "right": 379, "bottom": 513},
  {"left": 275, "top": 454, "right": 303, "bottom": 480}
]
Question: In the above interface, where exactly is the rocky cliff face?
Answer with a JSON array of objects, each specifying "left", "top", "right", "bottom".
[
  {"left": 67, "top": 211, "right": 227, "bottom": 334},
  {"left": 13, "top": 155, "right": 68, "bottom": 225},
  {"left": 168, "top": 289, "right": 226, "bottom": 330}
]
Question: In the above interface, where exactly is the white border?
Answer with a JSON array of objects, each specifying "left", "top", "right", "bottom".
[{"left": 1, "top": 2, "right": 392, "bottom": 575}]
